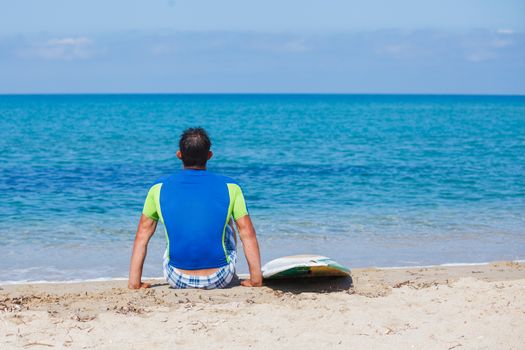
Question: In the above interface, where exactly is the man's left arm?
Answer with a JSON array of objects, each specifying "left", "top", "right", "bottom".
[{"left": 128, "top": 214, "right": 157, "bottom": 289}]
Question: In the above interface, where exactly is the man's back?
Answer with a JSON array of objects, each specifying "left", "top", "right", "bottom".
[
  {"left": 143, "top": 169, "right": 248, "bottom": 270},
  {"left": 129, "top": 127, "right": 261, "bottom": 290}
]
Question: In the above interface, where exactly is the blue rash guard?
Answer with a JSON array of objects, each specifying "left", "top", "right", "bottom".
[{"left": 142, "top": 169, "right": 249, "bottom": 270}]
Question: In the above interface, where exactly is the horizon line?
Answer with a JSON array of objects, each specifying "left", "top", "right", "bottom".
[{"left": 1, "top": 92, "right": 524, "bottom": 97}]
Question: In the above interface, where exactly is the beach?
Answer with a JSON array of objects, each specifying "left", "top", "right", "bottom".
[
  {"left": 2, "top": 0, "right": 524, "bottom": 348},
  {"left": 1, "top": 96, "right": 524, "bottom": 348},
  {"left": 1, "top": 261, "right": 524, "bottom": 349}
]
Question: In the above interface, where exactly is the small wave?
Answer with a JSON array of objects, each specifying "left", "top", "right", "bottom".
[
  {"left": 379, "top": 259, "right": 525, "bottom": 270},
  {"left": 0, "top": 276, "right": 163, "bottom": 286}
]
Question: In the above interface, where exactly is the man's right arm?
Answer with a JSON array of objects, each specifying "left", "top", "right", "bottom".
[
  {"left": 235, "top": 215, "right": 263, "bottom": 287},
  {"left": 128, "top": 214, "right": 157, "bottom": 289},
  {"left": 129, "top": 183, "right": 161, "bottom": 289}
]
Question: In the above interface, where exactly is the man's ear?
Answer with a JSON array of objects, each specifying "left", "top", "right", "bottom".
[
  {"left": 176, "top": 150, "right": 183, "bottom": 160},
  {"left": 208, "top": 151, "right": 213, "bottom": 160}
]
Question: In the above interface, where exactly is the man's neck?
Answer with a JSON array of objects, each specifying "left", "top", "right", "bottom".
[{"left": 183, "top": 166, "right": 207, "bottom": 171}]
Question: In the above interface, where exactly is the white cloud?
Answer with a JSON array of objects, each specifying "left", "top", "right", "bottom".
[
  {"left": 282, "top": 39, "right": 310, "bottom": 53},
  {"left": 465, "top": 52, "right": 496, "bottom": 62},
  {"left": 492, "top": 38, "right": 513, "bottom": 49},
  {"left": 150, "top": 43, "right": 174, "bottom": 56},
  {"left": 46, "top": 37, "right": 91, "bottom": 46},
  {"left": 19, "top": 37, "right": 95, "bottom": 61},
  {"left": 496, "top": 29, "right": 514, "bottom": 35},
  {"left": 377, "top": 43, "right": 408, "bottom": 56},
  {"left": 248, "top": 37, "right": 311, "bottom": 53}
]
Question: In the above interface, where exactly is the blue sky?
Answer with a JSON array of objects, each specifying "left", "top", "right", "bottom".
[{"left": 0, "top": 0, "right": 524, "bottom": 94}]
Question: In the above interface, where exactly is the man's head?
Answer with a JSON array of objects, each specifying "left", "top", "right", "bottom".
[{"left": 177, "top": 127, "right": 212, "bottom": 168}]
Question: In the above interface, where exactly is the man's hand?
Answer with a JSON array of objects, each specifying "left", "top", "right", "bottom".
[
  {"left": 240, "top": 279, "right": 263, "bottom": 287},
  {"left": 236, "top": 215, "right": 263, "bottom": 287},
  {"left": 128, "top": 282, "right": 151, "bottom": 290},
  {"left": 128, "top": 215, "right": 157, "bottom": 290}
]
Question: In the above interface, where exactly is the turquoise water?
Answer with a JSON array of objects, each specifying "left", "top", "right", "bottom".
[{"left": 1, "top": 94, "right": 524, "bottom": 282}]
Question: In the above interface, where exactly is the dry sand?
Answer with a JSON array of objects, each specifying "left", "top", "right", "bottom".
[{"left": 1, "top": 261, "right": 524, "bottom": 349}]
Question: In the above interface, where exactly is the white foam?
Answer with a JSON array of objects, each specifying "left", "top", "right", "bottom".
[
  {"left": 0, "top": 276, "right": 163, "bottom": 286},
  {"left": 378, "top": 259, "right": 525, "bottom": 270}
]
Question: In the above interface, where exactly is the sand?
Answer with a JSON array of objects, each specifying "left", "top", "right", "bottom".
[{"left": 1, "top": 261, "right": 524, "bottom": 349}]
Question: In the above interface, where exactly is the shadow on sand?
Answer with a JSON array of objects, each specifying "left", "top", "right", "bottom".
[
  {"left": 229, "top": 275, "right": 354, "bottom": 294},
  {"left": 149, "top": 275, "right": 353, "bottom": 294}
]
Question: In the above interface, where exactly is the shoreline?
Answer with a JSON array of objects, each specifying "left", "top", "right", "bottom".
[
  {"left": 1, "top": 261, "right": 524, "bottom": 349},
  {"left": 2, "top": 259, "right": 524, "bottom": 286}
]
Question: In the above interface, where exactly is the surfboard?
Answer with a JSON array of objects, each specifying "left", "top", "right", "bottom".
[{"left": 261, "top": 255, "right": 351, "bottom": 279}]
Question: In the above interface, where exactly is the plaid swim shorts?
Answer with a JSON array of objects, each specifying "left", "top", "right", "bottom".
[{"left": 163, "top": 222, "right": 237, "bottom": 289}]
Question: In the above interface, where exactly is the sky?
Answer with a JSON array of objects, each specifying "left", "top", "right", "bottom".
[{"left": 0, "top": 0, "right": 524, "bottom": 94}]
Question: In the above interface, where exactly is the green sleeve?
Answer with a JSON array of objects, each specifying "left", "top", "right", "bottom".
[
  {"left": 142, "top": 184, "right": 162, "bottom": 221},
  {"left": 228, "top": 183, "right": 249, "bottom": 220}
]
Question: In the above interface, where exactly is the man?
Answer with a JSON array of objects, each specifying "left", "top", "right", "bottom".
[{"left": 128, "top": 127, "right": 262, "bottom": 289}]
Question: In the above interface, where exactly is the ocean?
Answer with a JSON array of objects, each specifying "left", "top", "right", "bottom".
[{"left": 1, "top": 94, "right": 524, "bottom": 283}]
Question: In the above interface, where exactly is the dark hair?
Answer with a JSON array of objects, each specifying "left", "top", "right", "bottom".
[{"left": 179, "top": 127, "right": 211, "bottom": 167}]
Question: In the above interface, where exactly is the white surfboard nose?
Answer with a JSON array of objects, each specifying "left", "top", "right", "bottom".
[{"left": 261, "top": 255, "right": 350, "bottom": 279}]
